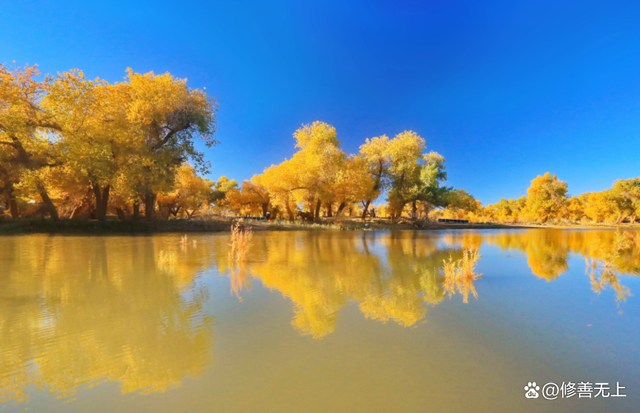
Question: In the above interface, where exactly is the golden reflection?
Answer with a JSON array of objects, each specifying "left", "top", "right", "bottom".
[
  {"left": 229, "top": 266, "right": 252, "bottom": 301},
  {"left": 585, "top": 232, "right": 634, "bottom": 304},
  {"left": 442, "top": 249, "right": 482, "bottom": 303},
  {"left": 223, "top": 230, "right": 640, "bottom": 339},
  {"left": 227, "top": 223, "right": 255, "bottom": 301},
  {"left": 4, "top": 230, "right": 639, "bottom": 404},
  {"left": 225, "top": 232, "right": 462, "bottom": 338},
  {"left": 0, "top": 235, "right": 215, "bottom": 405},
  {"left": 485, "top": 230, "right": 569, "bottom": 280},
  {"left": 484, "top": 229, "right": 640, "bottom": 299}
]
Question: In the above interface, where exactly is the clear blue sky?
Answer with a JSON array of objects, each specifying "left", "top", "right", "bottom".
[{"left": 2, "top": 0, "right": 639, "bottom": 205}]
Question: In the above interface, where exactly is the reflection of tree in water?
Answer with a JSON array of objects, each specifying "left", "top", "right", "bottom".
[
  {"left": 229, "top": 266, "right": 252, "bottom": 301},
  {"left": 484, "top": 230, "right": 640, "bottom": 302},
  {"left": 586, "top": 232, "right": 634, "bottom": 304},
  {"left": 225, "top": 230, "right": 640, "bottom": 339},
  {"left": 226, "top": 232, "right": 465, "bottom": 338},
  {"left": 484, "top": 230, "right": 569, "bottom": 280},
  {"left": 0, "top": 235, "right": 215, "bottom": 405}
]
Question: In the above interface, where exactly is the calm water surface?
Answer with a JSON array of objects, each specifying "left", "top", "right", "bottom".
[{"left": 1, "top": 229, "right": 639, "bottom": 412}]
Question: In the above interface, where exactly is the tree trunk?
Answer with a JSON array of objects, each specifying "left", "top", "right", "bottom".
[
  {"left": 36, "top": 182, "right": 58, "bottom": 221},
  {"left": 133, "top": 201, "right": 140, "bottom": 219},
  {"left": 5, "top": 186, "right": 19, "bottom": 219},
  {"left": 93, "top": 184, "right": 103, "bottom": 219},
  {"left": 92, "top": 183, "right": 110, "bottom": 221},
  {"left": 9, "top": 197, "right": 19, "bottom": 219},
  {"left": 361, "top": 199, "right": 372, "bottom": 220},
  {"left": 336, "top": 202, "right": 346, "bottom": 217},
  {"left": 144, "top": 192, "right": 156, "bottom": 219},
  {"left": 102, "top": 185, "right": 110, "bottom": 219},
  {"left": 115, "top": 207, "right": 127, "bottom": 220},
  {"left": 70, "top": 188, "right": 93, "bottom": 219},
  {"left": 411, "top": 200, "right": 417, "bottom": 219},
  {"left": 186, "top": 208, "right": 198, "bottom": 219},
  {"left": 261, "top": 202, "right": 269, "bottom": 217},
  {"left": 326, "top": 202, "right": 333, "bottom": 217},
  {"left": 314, "top": 198, "right": 322, "bottom": 219}
]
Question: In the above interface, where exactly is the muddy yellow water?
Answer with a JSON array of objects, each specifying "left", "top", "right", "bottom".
[{"left": 1, "top": 230, "right": 639, "bottom": 412}]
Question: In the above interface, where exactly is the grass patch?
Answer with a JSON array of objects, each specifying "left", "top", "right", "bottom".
[{"left": 228, "top": 221, "right": 253, "bottom": 263}]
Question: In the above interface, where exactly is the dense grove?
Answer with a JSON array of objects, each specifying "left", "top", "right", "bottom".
[
  {"left": 440, "top": 173, "right": 640, "bottom": 224},
  {"left": 1, "top": 64, "right": 638, "bottom": 225},
  {"left": 225, "top": 121, "right": 454, "bottom": 220},
  {"left": 0, "top": 64, "right": 217, "bottom": 221}
]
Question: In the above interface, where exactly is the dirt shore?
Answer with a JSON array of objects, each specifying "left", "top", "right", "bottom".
[{"left": 4, "top": 217, "right": 637, "bottom": 234}]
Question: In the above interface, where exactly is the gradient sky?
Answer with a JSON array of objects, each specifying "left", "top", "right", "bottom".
[{"left": 2, "top": 0, "right": 639, "bottom": 205}]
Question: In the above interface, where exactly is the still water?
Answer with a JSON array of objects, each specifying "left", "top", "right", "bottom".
[{"left": 1, "top": 229, "right": 639, "bottom": 412}]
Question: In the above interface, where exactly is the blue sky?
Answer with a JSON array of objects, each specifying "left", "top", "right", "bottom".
[{"left": 2, "top": 0, "right": 639, "bottom": 205}]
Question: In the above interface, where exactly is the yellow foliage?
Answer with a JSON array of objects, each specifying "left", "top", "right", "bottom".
[
  {"left": 225, "top": 177, "right": 270, "bottom": 217},
  {"left": 525, "top": 172, "right": 568, "bottom": 222},
  {"left": 1, "top": 63, "right": 218, "bottom": 220},
  {"left": 157, "top": 164, "right": 212, "bottom": 218}
]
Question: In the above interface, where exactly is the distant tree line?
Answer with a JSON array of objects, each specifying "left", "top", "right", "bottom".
[{"left": 433, "top": 173, "right": 640, "bottom": 224}]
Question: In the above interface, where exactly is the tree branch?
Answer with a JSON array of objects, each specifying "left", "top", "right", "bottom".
[{"left": 152, "top": 125, "right": 189, "bottom": 150}]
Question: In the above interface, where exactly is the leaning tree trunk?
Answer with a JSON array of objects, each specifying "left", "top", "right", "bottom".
[
  {"left": 70, "top": 188, "right": 93, "bottom": 219},
  {"left": 336, "top": 202, "right": 346, "bottom": 217},
  {"left": 36, "top": 182, "right": 58, "bottom": 221},
  {"left": 144, "top": 192, "right": 156, "bottom": 219},
  {"left": 92, "top": 183, "right": 111, "bottom": 221},
  {"left": 361, "top": 199, "right": 372, "bottom": 220},
  {"left": 286, "top": 204, "right": 294, "bottom": 220}
]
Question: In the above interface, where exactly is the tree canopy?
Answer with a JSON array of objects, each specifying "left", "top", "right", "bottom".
[{"left": 0, "top": 64, "right": 217, "bottom": 221}]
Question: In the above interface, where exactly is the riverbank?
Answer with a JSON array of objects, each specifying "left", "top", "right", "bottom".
[
  {"left": 0, "top": 217, "right": 637, "bottom": 234},
  {"left": 0, "top": 218, "right": 231, "bottom": 234},
  {"left": 0, "top": 217, "right": 510, "bottom": 234}
]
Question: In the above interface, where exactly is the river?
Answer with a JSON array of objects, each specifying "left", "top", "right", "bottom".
[{"left": 1, "top": 229, "right": 639, "bottom": 412}]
